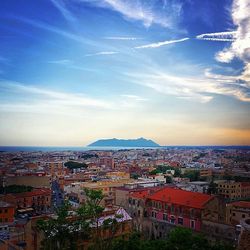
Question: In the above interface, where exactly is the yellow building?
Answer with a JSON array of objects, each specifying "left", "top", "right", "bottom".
[
  {"left": 216, "top": 181, "right": 241, "bottom": 200},
  {"left": 200, "top": 169, "right": 212, "bottom": 178},
  {"left": 81, "top": 179, "right": 134, "bottom": 206},
  {"left": 106, "top": 171, "right": 130, "bottom": 179}
]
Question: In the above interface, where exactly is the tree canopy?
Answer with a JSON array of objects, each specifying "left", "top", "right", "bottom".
[
  {"left": 0, "top": 184, "right": 33, "bottom": 194},
  {"left": 110, "top": 227, "right": 234, "bottom": 250},
  {"left": 64, "top": 161, "right": 88, "bottom": 170}
]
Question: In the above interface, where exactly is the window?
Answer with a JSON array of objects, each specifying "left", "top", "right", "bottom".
[
  {"left": 233, "top": 213, "right": 236, "bottom": 216},
  {"left": 170, "top": 216, "right": 175, "bottom": 224},
  {"left": 152, "top": 211, "right": 157, "bottom": 218},
  {"left": 171, "top": 205, "right": 174, "bottom": 213},
  {"left": 178, "top": 217, "right": 183, "bottom": 225},
  {"left": 163, "top": 213, "right": 168, "bottom": 221},
  {"left": 242, "top": 214, "right": 246, "bottom": 218},
  {"left": 179, "top": 206, "right": 183, "bottom": 214},
  {"left": 190, "top": 220, "right": 195, "bottom": 229},
  {"left": 158, "top": 202, "right": 162, "bottom": 209},
  {"left": 4, "top": 209, "right": 7, "bottom": 213},
  {"left": 190, "top": 209, "right": 194, "bottom": 217},
  {"left": 165, "top": 204, "right": 168, "bottom": 210}
]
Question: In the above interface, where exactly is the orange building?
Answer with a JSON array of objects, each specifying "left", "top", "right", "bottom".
[
  {"left": 0, "top": 201, "right": 15, "bottom": 224},
  {"left": 99, "top": 157, "right": 115, "bottom": 169},
  {"left": 3, "top": 188, "right": 51, "bottom": 214}
]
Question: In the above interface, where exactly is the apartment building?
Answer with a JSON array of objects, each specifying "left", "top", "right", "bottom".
[
  {"left": 216, "top": 181, "right": 241, "bottom": 200},
  {"left": 99, "top": 157, "right": 115, "bottom": 169},
  {"left": 3, "top": 188, "right": 51, "bottom": 214},
  {"left": 0, "top": 201, "right": 15, "bottom": 224},
  {"left": 145, "top": 187, "right": 215, "bottom": 236},
  {"left": 226, "top": 201, "right": 250, "bottom": 225}
]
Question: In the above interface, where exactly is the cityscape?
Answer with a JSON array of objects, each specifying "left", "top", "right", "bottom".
[{"left": 0, "top": 0, "right": 250, "bottom": 250}]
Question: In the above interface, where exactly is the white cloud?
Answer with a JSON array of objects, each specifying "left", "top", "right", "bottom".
[
  {"left": 84, "top": 51, "right": 118, "bottom": 57},
  {"left": 135, "top": 37, "right": 189, "bottom": 49},
  {"left": 0, "top": 81, "right": 112, "bottom": 113},
  {"left": 215, "top": 0, "right": 250, "bottom": 85},
  {"left": 121, "top": 94, "right": 147, "bottom": 101},
  {"left": 50, "top": 0, "right": 76, "bottom": 22},
  {"left": 104, "top": 36, "right": 140, "bottom": 40},
  {"left": 196, "top": 31, "right": 236, "bottom": 42},
  {"left": 80, "top": 0, "right": 183, "bottom": 28},
  {"left": 48, "top": 59, "right": 73, "bottom": 65},
  {"left": 126, "top": 66, "right": 250, "bottom": 103}
]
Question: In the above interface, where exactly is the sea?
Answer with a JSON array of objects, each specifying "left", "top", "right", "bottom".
[{"left": 0, "top": 146, "right": 249, "bottom": 152}]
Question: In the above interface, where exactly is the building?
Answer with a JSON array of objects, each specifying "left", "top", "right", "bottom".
[
  {"left": 200, "top": 169, "right": 213, "bottom": 178},
  {"left": 216, "top": 181, "right": 241, "bottom": 200},
  {"left": 237, "top": 218, "right": 250, "bottom": 250},
  {"left": 241, "top": 183, "right": 250, "bottom": 199},
  {"left": 9, "top": 207, "right": 132, "bottom": 250},
  {"left": 216, "top": 181, "right": 250, "bottom": 200},
  {"left": 6, "top": 174, "right": 51, "bottom": 189},
  {"left": 3, "top": 188, "right": 52, "bottom": 214},
  {"left": 65, "top": 179, "right": 133, "bottom": 207},
  {"left": 128, "top": 187, "right": 234, "bottom": 242},
  {"left": 226, "top": 201, "right": 250, "bottom": 225},
  {"left": 45, "top": 162, "right": 65, "bottom": 178},
  {"left": 128, "top": 188, "right": 161, "bottom": 236},
  {"left": 0, "top": 201, "right": 15, "bottom": 224},
  {"left": 145, "top": 187, "right": 215, "bottom": 236},
  {"left": 99, "top": 157, "right": 115, "bottom": 169}
]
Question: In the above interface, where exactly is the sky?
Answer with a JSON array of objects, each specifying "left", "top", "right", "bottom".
[{"left": 0, "top": 0, "right": 249, "bottom": 146}]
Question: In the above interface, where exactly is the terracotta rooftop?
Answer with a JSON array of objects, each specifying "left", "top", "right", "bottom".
[
  {"left": 147, "top": 187, "right": 213, "bottom": 209},
  {"left": 129, "top": 187, "right": 162, "bottom": 199},
  {"left": 241, "top": 182, "right": 250, "bottom": 187},
  {"left": 230, "top": 201, "right": 250, "bottom": 209},
  {"left": 12, "top": 188, "right": 51, "bottom": 198}
]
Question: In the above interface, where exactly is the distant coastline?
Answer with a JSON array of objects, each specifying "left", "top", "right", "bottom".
[{"left": 0, "top": 145, "right": 250, "bottom": 152}]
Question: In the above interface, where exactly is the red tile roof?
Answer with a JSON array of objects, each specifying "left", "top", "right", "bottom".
[
  {"left": 129, "top": 187, "right": 162, "bottom": 199},
  {"left": 241, "top": 182, "right": 250, "bottom": 187},
  {"left": 12, "top": 188, "right": 51, "bottom": 198},
  {"left": 230, "top": 201, "right": 250, "bottom": 209},
  {"left": 147, "top": 187, "right": 213, "bottom": 209}
]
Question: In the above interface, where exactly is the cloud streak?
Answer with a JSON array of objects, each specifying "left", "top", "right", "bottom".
[
  {"left": 196, "top": 31, "right": 236, "bottom": 42},
  {"left": 104, "top": 36, "right": 140, "bottom": 40},
  {"left": 80, "top": 0, "right": 183, "bottom": 29},
  {"left": 126, "top": 66, "right": 250, "bottom": 103},
  {"left": 214, "top": 0, "right": 250, "bottom": 87},
  {"left": 0, "top": 81, "right": 112, "bottom": 112},
  {"left": 84, "top": 51, "right": 118, "bottom": 57},
  {"left": 50, "top": 0, "right": 76, "bottom": 22},
  {"left": 135, "top": 37, "right": 189, "bottom": 49}
]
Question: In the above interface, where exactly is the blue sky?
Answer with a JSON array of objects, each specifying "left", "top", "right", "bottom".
[{"left": 0, "top": 0, "right": 249, "bottom": 146}]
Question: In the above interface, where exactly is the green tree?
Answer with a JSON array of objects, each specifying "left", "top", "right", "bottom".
[
  {"left": 37, "top": 188, "right": 124, "bottom": 250},
  {"left": 182, "top": 170, "right": 200, "bottom": 181},
  {"left": 165, "top": 176, "right": 172, "bottom": 184},
  {"left": 37, "top": 201, "right": 82, "bottom": 250},
  {"left": 0, "top": 185, "right": 33, "bottom": 194},
  {"left": 207, "top": 180, "right": 218, "bottom": 194},
  {"left": 64, "top": 161, "right": 88, "bottom": 170}
]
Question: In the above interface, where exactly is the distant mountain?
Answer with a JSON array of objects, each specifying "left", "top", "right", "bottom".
[{"left": 88, "top": 137, "right": 160, "bottom": 147}]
